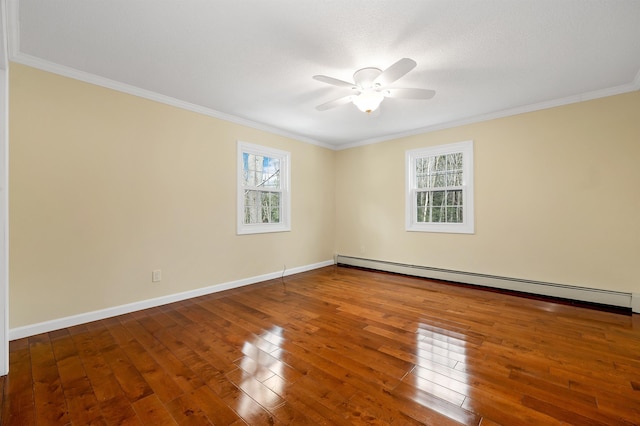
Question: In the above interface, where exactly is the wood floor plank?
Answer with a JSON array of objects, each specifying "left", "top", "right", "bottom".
[
  {"left": 132, "top": 394, "right": 178, "bottom": 426},
  {"left": 50, "top": 332, "right": 106, "bottom": 425},
  {"left": 28, "top": 334, "right": 70, "bottom": 425},
  {"left": 520, "top": 395, "right": 614, "bottom": 426},
  {"left": 85, "top": 322, "right": 155, "bottom": 403},
  {"left": 269, "top": 401, "right": 323, "bottom": 425},
  {"left": 106, "top": 321, "right": 185, "bottom": 403},
  {"left": 0, "top": 375, "right": 5, "bottom": 424},
  {"left": 68, "top": 329, "right": 130, "bottom": 404},
  {"left": 4, "top": 265, "right": 640, "bottom": 425},
  {"left": 119, "top": 316, "right": 206, "bottom": 393},
  {"left": 385, "top": 381, "right": 480, "bottom": 425},
  {"left": 164, "top": 391, "right": 214, "bottom": 426},
  {"left": 3, "top": 339, "right": 36, "bottom": 426}
]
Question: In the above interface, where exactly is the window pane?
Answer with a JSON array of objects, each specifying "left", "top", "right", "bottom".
[
  {"left": 416, "top": 174, "right": 428, "bottom": 188},
  {"left": 435, "top": 155, "right": 447, "bottom": 171},
  {"left": 447, "top": 153, "right": 463, "bottom": 170},
  {"left": 242, "top": 153, "right": 282, "bottom": 189},
  {"left": 246, "top": 154, "right": 262, "bottom": 172},
  {"left": 446, "top": 171, "right": 462, "bottom": 186},
  {"left": 263, "top": 174, "right": 280, "bottom": 188},
  {"left": 417, "top": 207, "right": 428, "bottom": 222},
  {"left": 244, "top": 190, "right": 257, "bottom": 207},
  {"left": 446, "top": 190, "right": 463, "bottom": 206},
  {"left": 446, "top": 207, "right": 463, "bottom": 223},
  {"left": 416, "top": 191, "right": 430, "bottom": 222},
  {"left": 431, "top": 207, "right": 444, "bottom": 222},
  {"left": 416, "top": 191, "right": 427, "bottom": 208},
  {"left": 255, "top": 192, "right": 279, "bottom": 224},
  {"left": 243, "top": 190, "right": 283, "bottom": 224},
  {"left": 431, "top": 191, "right": 445, "bottom": 207},
  {"left": 424, "top": 156, "right": 436, "bottom": 174},
  {"left": 269, "top": 192, "right": 280, "bottom": 207},
  {"left": 417, "top": 191, "right": 464, "bottom": 223},
  {"left": 270, "top": 207, "right": 280, "bottom": 223},
  {"left": 260, "top": 193, "right": 269, "bottom": 222},
  {"left": 430, "top": 174, "right": 438, "bottom": 187},
  {"left": 244, "top": 190, "right": 260, "bottom": 224},
  {"left": 262, "top": 157, "right": 281, "bottom": 189}
]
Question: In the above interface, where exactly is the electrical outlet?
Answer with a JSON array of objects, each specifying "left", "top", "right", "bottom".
[{"left": 152, "top": 269, "right": 162, "bottom": 282}]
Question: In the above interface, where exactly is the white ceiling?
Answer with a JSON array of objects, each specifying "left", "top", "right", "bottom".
[{"left": 8, "top": 0, "right": 640, "bottom": 149}]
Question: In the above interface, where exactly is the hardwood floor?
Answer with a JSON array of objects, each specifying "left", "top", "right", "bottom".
[{"left": 2, "top": 265, "right": 640, "bottom": 425}]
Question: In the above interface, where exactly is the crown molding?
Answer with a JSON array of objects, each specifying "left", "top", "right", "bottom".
[
  {"left": 634, "top": 68, "right": 640, "bottom": 89},
  {"left": 6, "top": 0, "right": 640, "bottom": 152},
  {"left": 6, "top": 2, "right": 338, "bottom": 149},
  {"left": 6, "top": 0, "right": 17, "bottom": 59},
  {"left": 338, "top": 81, "right": 640, "bottom": 150},
  {"left": 9, "top": 51, "right": 335, "bottom": 150},
  {"left": 11, "top": 48, "right": 638, "bottom": 153}
]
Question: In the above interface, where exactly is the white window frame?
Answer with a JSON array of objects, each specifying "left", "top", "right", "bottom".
[
  {"left": 237, "top": 141, "right": 291, "bottom": 235},
  {"left": 405, "top": 140, "right": 474, "bottom": 234}
]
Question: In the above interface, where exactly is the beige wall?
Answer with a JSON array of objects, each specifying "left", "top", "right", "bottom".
[
  {"left": 336, "top": 91, "right": 640, "bottom": 294},
  {"left": 9, "top": 63, "right": 335, "bottom": 328},
  {"left": 9, "top": 62, "right": 640, "bottom": 329}
]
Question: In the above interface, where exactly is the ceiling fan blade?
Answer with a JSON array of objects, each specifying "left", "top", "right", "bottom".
[
  {"left": 313, "top": 75, "right": 356, "bottom": 88},
  {"left": 374, "top": 58, "right": 417, "bottom": 87},
  {"left": 315, "top": 95, "right": 354, "bottom": 111},
  {"left": 384, "top": 88, "right": 435, "bottom": 100}
]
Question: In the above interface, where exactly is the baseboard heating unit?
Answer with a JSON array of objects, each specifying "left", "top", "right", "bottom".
[{"left": 336, "top": 255, "right": 633, "bottom": 311}]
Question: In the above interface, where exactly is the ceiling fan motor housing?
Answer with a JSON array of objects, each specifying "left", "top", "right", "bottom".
[{"left": 353, "top": 67, "right": 383, "bottom": 89}]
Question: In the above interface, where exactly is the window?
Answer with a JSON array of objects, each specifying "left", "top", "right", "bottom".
[
  {"left": 237, "top": 141, "right": 290, "bottom": 234},
  {"left": 406, "top": 140, "right": 474, "bottom": 234}
]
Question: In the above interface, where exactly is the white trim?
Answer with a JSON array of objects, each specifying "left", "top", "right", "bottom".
[
  {"left": 633, "top": 68, "right": 640, "bottom": 90},
  {"left": 0, "top": 0, "right": 9, "bottom": 376},
  {"left": 632, "top": 293, "right": 640, "bottom": 314},
  {"left": 337, "top": 255, "right": 632, "bottom": 309},
  {"left": 336, "top": 82, "right": 640, "bottom": 151},
  {"left": 5, "top": 0, "right": 639, "bottom": 155},
  {"left": 5, "top": 0, "right": 16, "bottom": 59},
  {"left": 9, "top": 259, "right": 335, "bottom": 341},
  {"left": 6, "top": 47, "right": 639, "bottom": 154},
  {"left": 8, "top": 51, "right": 334, "bottom": 150}
]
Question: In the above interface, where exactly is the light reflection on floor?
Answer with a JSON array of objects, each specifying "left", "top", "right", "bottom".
[
  {"left": 411, "top": 323, "right": 470, "bottom": 420},
  {"left": 229, "top": 326, "right": 287, "bottom": 419},
  {"left": 228, "top": 320, "right": 473, "bottom": 423}
]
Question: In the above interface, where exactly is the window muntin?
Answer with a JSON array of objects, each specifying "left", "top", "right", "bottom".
[
  {"left": 237, "top": 142, "right": 290, "bottom": 234},
  {"left": 406, "top": 141, "right": 474, "bottom": 234}
]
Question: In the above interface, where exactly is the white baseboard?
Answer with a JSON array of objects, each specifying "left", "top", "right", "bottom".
[
  {"left": 9, "top": 259, "right": 335, "bottom": 340},
  {"left": 632, "top": 293, "right": 640, "bottom": 314},
  {"left": 337, "top": 255, "right": 632, "bottom": 309}
]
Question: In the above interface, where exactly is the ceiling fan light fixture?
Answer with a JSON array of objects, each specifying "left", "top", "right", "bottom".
[
  {"left": 352, "top": 90, "right": 384, "bottom": 113},
  {"left": 314, "top": 58, "right": 434, "bottom": 114}
]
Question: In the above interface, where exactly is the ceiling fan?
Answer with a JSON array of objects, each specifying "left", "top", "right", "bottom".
[{"left": 313, "top": 58, "right": 435, "bottom": 114}]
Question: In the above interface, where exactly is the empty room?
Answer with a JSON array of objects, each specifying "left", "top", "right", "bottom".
[{"left": 1, "top": 0, "right": 640, "bottom": 425}]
